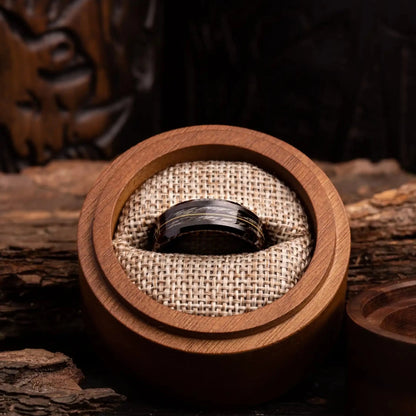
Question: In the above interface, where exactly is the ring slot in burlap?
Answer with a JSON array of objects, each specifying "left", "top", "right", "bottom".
[{"left": 113, "top": 161, "right": 313, "bottom": 317}]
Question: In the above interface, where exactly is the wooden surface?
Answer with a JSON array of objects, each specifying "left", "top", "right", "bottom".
[
  {"left": 0, "top": 0, "right": 161, "bottom": 172},
  {"left": 347, "top": 279, "right": 416, "bottom": 415},
  {"left": 0, "top": 157, "right": 415, "bottom": 414}
]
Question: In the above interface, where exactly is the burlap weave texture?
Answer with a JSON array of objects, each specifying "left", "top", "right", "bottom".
[{"left": 113, "top": 161, "right": 313, "bottom": 316}]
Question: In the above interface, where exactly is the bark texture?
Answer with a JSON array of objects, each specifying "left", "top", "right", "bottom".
[
  {"left": 0, "top": 349, "right": 124, "bottom": 415},
  {"left": 347, "top": 182, "right": 416, "bottom": 297},
  {"left": 0, "top": 161, "right": 107, "bottom": 341}
]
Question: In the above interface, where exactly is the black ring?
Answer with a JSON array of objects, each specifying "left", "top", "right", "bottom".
[{"left": 153, "top": 199, "right": 265, "bottom": 255}]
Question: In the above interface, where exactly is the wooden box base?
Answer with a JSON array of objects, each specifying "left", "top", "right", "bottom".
[{"left": 78, "top": 125, "right": 350, "bottom": 404}]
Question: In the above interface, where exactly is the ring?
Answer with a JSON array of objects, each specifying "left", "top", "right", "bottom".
[{"left": 153, "top": 199, "right": 265, "bottom": 255}]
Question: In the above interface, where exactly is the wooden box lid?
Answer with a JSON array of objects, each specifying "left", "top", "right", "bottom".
[{"left": 347, "top": 279, "right": 416, "bottom": 416}]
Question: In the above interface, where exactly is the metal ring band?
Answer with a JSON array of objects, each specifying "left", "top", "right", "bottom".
[{"left": 153, "top": 199, "right": 266, "bottom": 255}]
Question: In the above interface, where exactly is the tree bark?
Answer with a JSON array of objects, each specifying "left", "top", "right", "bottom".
[
  {"left": 0, "top": 348, "right": 124, "bottom": 415},
  {"left": 0, "top": 161, "right": 107, "bottom": 342},
  {"left": 347, "top": 182, "right": 416, "bottom": 297}
]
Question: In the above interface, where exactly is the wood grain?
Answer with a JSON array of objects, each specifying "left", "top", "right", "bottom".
[{"left": 0, "top": 348, "right": 124, "bottom": 415}]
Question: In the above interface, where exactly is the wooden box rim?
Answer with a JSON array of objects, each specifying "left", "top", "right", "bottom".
[{"left": 78, "top": 125, "right": 350, "bottom": 354}]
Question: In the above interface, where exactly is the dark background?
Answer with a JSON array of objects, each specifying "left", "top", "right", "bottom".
[
  {"left": 1, "top": 0, "right": 416, "bottom": 171},
  {"left": 159, "top": 0, "right": 416, "bottom": 171}
]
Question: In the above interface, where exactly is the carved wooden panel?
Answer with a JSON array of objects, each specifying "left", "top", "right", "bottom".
[{"left": 0, "top": 0, "right": 160, "bottom": 171}]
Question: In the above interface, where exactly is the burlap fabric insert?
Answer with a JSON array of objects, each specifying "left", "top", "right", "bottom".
[{"left": 113, "top": 161, "right": 313, "bottom": 317}]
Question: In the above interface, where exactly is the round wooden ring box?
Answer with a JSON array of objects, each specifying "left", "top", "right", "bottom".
[
  {"left": 78, "top": 125, "right": 350, "bottom": 405},
  {"left": 347, "top": 279, "right": 416, "bottom": 416}
]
